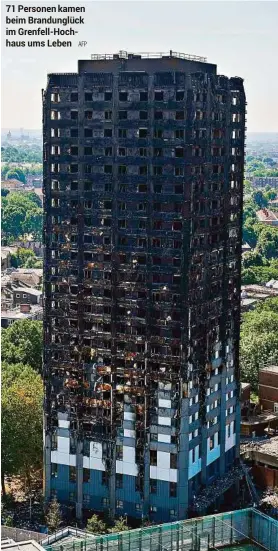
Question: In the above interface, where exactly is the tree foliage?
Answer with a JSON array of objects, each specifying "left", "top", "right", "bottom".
[
  {"left": 1, "top": 191, "right": 43, "bottom": 242},
  {"left": 109, "top": 516, "right": 130, "bottom": 533},
  {"left": 45, "top": 498, "right": 63, "bottom": 533},
  {"left": 1, "top": 319, "right": 43, "bottom": 372},
  {"left": 240, "top": 299, "right": 278, "bottom": 389},
  {"left": 6, "top": 168, "right": 26, "bottom": 183},
  {"left": 2, "top": 144, "right": 42, "bottom": 164},
  {"left": 256, "top": 226, "right": 278, "bottom": 260},
  {"left": 87, "top": 514, "right": 107, "bottom": 534},
  {"left": 1, "top": 362, "right": 43, "bottom": 488}
]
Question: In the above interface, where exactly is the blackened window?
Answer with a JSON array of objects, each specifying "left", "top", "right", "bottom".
[
  {"left": 83, "top": 468, "right": 90, "bottom": 482},
  {"left": 84, "top": 147, "right": 92, "bottom": 155},
  {"left": 104, "top": 91, "right": 112, "bottom": 101},
  {"left": 175, "top": 111, "right": 185, "bottom": 120},
  {"left": 140, "top": 91, "right": 148, "bottom": 101},
  {"left": 119, "top": 129, "right": 127, "bottom": 138},
  {"left": 104, "top": 165, "right": 112, "bottom": 174},
  {"left": 170, "top": 482, "right": 177, "bottom": 497},
  {"left": 85, "top": 111, "right": 93, "bottom": 119},
  {"left": 139, "top": 128, "right": 148, "bottom": 138},
  {"left": 119, "top": 91, "right": 128, "bottom": 102},
  {"left": 70, "top": 128, "right": 78, "bottom": 137},
  {"left": 104, "top": 128, "right": 113, "bottom": 137},
  {"left": 155, "top": 91, "right": 164, "bottom": 101},
  {"left": 69, "top": 466, "right": 76, "bottom": 482},
  {"left": 71, "top": 92, "right": 78, "bottom": 102},
  {"left": 71, "top": 111, "right": 78, "bottom": 120},
  {"left": 140, "top": 111, "right": 148, "bottom": 120},
  {"left": 119, "top": 111, "right": 127, "bottom": 120},
  {"left": 176, "top": 90, "right": 184, "bottom": 101},
  {"left": 84, "top": 128, "right": 92, "bottom": 138},
  {"left": 85, "top": 92, "right": 93, "bottom": 101},
  {"left": 170, "top": 454, "right": 177, "bottom": 469},
  {"left": 154, "top": 111, "right": 163, "bottom": 120}
]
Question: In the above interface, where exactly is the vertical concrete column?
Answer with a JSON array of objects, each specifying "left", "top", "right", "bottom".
[
  {"left": 219, "top": 361, "right": 228, "bottom": 476},
  {"left": 178, "top": 398, "right": 189, "bottom": 519},
  {"left": 44, "top": 431, "right": 52, "bottom": 503},
  {"left": 76, "top": 439, "right": 83, "bottom": 520}
]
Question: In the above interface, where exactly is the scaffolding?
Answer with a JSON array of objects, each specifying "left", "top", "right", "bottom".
[{"left": 43, "top": 509, "right": 277, "bottom": 551}]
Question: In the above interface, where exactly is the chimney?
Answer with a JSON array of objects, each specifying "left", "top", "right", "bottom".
[{"left": 20, "top": 303, "right": 31, "bottom": 313}]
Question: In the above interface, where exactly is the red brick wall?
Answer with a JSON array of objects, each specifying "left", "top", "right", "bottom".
[
  {"left": 259, "top": 370, "right": 278, "bottom": 389},
  {"left": 259, "top": 385, "right": 278, "bottom": 402},
  {"left": 241, "top": 386, "right": 251, "bottom": 403},
  {"left": 252, "top": 464, "right": 278, "bottom": 489},
  {"left": 260, "top": 399, "right": 277, "bottom": 411}
]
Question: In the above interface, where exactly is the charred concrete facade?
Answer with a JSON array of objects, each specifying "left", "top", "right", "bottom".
[{"left": 43, "top": 52, "right": 246, "bottom": 523}]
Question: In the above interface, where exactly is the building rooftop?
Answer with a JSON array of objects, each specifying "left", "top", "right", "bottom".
[
  {"left": 241, "top": 436, "right": 278, "bottom": 460},
  {"left": 90, "top": 50, "right": 207, "bottom": 62},
  {"left": 241, "top": 411, "right": 278, "bottom": 426},
  {"left": 1, "top": 304, "right": 43, "bottom": 320},
  {"left": 241, "top": 382, "right": 251, "bottom": 390},
  {"left": 13, "top": 287, "right": 42, "bottom": 296},
  {"left": 1, "top": 541, "right": 44, "bottom": 551}
]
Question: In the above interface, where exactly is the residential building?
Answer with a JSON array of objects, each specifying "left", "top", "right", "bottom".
[
  {"left": 256, "top": 208, "right": 278, "bottom": 226},
  {"left": 43, "top": 51, "right": 245, "bottom": 522},
  {"left": 259, "top": 365, "right": 278, "bottom": 414},
  {"left": 12, "top": 287, "right": 42, "bottom": 307},
  {"left": 241, "top": 437, "right": 278, "bottom": 491},
  {"left": 1, "top": 303, "right": 43, "bottom": 328}
]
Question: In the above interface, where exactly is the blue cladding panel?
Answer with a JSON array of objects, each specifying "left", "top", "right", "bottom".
[{"left": 51, "top": 464, "right": 71, "bottom": 503}]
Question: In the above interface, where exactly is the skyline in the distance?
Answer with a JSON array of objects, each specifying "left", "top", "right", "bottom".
[{"left": 1, "top": 2, "right": 278, "bottom": 132}]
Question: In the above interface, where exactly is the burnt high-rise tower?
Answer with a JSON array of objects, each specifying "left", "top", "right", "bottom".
[{"left": 43, "top": 51, "right": 245, "bottom": 522}]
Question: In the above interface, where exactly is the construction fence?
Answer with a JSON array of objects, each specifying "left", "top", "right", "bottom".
[{"left": 44, "top": 508, "right": 278, "bottom": 551}]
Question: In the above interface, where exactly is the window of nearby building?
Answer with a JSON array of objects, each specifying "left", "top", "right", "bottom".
[
  {"left": 116, "top": 445, "right": 123, "bottom": 460},
  {"left": 150, "top": 479, "right": 157, "bottom": 494},
  {"left": 136, "top": 503, "right": 143, "bottom": 511},
  {"left": 69, "top": 466, "right": 76, "bottom": 482},
  {"left": 51, "top": 433, "right": 57, "bottom": 450},
  {"left": 51, "top": 463, "right": 58, "bottom": 478},
  {"left": 83, "top": 494, "right": 90, "bottom": 505},
  {"left": 69, "top": 492, "right": 76, "bottom": 502},
  {"left": 274, "top": 403, "right": 278, "bottom": 413},
  {"left": 83, "top": 468, "right": 90, "bottom": 483},
  {"left": 116, "top": 474, "right": 123, "bottom": 488},
  {"left": 170, "top": 453, "right": 177, "bottom": 469},
  {"left": 102, "top": 497, "right": 110, "bottom": 507},
  {"left": 170, "top": 482, "right": 177, "bottom": 497},
  {"left": 150, "top": 506, "right": 157, "bottom": 513}
]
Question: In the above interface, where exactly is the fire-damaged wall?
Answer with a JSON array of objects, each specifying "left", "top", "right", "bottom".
[{"left": 43, "top": 52, "right": 245, "bottom": 522}]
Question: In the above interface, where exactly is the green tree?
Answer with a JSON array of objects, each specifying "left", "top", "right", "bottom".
[
  {"left": 252, "top": 190, "right": 268, "bottom": 208},
  {"left": 1, "top": 319, "right": 43, "bottom": 372},
  {"left": 6, "top": 168, "right": 26, "bottom": 183},
  {"left": 14, "top": 247, "right": 36, "bottom": 267},
  {"left": 240, "top": 300, "right": 278, "bottom": 389},
  {"left": 242, "top": 250, "right": 264, "bottom": 269},
  {"left": 1, "top": 362, "right": 43, "bottom": 493},
  {"left": 256, "top": 227, "right": 278, "bottom": 259},
  {"left": 45, "top": 498, "right": 63, "bottom": 534},
  {"left": 110, "top": 516, "right": 130, "bottom": 533},
  {"left": 1, "top": 191, "right": 43, "bottom": 242},
  {"left": 87, "top": 514, "right": 107, "bottom": 534}
]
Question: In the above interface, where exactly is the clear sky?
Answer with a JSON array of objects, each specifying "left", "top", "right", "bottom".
[{"left": 1, "top": 0, "right": 278, "bottom": 132}]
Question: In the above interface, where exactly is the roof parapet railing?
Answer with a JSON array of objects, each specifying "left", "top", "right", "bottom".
[{"left": 91, "top": 50, "right": 207, "bottom": 63}]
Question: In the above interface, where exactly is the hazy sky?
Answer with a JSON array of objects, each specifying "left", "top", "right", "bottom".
[{"left": 1, "top": 0, "right": 278, "bottom": 132}]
